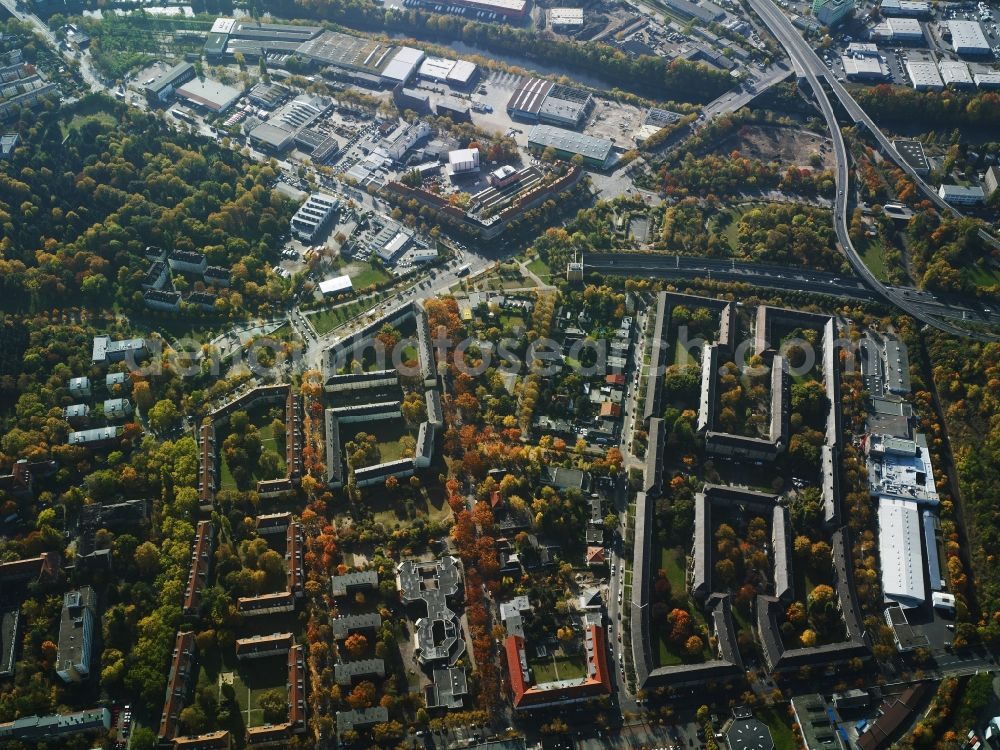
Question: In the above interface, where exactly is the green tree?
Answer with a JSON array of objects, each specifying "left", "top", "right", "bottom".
[
  {"left": 258, "top": 688, "right": 287, "bottom": 724},
  {"left": 148, "top": 399, "right": 181, "bottom": 434}
]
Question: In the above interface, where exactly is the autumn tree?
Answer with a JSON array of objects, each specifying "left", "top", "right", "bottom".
[{"left": 344, "top": 633, "right": 368, "bottom": 658}]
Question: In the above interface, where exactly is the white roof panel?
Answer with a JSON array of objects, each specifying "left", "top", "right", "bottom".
[{"left": 878, "top": 497, "right": 926, "bottom": 607}]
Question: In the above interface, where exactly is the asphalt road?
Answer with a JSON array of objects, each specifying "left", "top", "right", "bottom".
[
  {"left": 584, "top": 253, "right": 1000, "bottom": 325},
  {"left": 0, "top": 0, "right": 102, "bottom": 91},
  {"left": 746, "top": 0, "right": 999, "bottom": 342}
]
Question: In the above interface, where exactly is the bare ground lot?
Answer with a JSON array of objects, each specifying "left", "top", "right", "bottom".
[{"left": 711, "top": 125, "right": 835, "bottom": 171}]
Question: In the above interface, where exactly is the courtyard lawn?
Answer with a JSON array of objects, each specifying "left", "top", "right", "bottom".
[
  {"left": 257, "top": 421, "right": 287, "bottom": 474},
  {"left": 228, "top": 657, "right": 289, "bottom": 728},
  {"left": 529, "top": 651, "right": 588, "bottom": 684},
  {"left": 673, "top": 339, "right": 695, "bottom": 366},
  {"left": 661, "top": 547, "right": 687, "bottom": 594},
  {"left": 218, "top": 405, "right": 286, "bottom": 491}
]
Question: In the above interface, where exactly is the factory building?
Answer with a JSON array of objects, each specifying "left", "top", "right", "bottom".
[
  {"left": 938, "top": 60, "right": 975, "bottom": 88},
  {"left": 946, "top": 20, "right": 993, "bottom": 56},
  {"left": 174, "top": 77, "right": 242, "bottom": 113},
  {"left": 527, "top": 124, "right": 615, "bottom": 169},
  {"left": 905, "top": 61, "right": 944, "bottom": 90},
  {"left": 873, "top": 16, "right": 924, "bottom": 41},
  {"left": 879, "top": 0, "right": 930, "bottom": 16},
  {"left": 291, "top": 193, "right": 338, "bottom": 242}
]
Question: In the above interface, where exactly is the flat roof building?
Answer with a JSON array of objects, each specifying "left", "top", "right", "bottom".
[
  {"left": 527, "top": 124, "right": 614, "bottom": 169},
  {"left": 879, "top": 0, "right": 929, "bottom": 16},
  {"left": 319, "top": 275, "right": 353, "bottom": 296},
  {"left": 537, "top": 83, "right": 593, "bottom": 128},
  {"left": 975, "top": 72, "right": 1000, "bottom": 88},
  {"left": 175, "top": 77, "right": 242, "bottom": 113},
  {"left": 397, "top": 557, "right": 465, "bottom": 666},
  {"left": 448, "top": 147, "right": 480, "bottom": 176},
  {"left": 905, "top": 60, "right": 944, "bottom": 90},
  {"left": 549, "top": 7, "right": 584, "bottom": 27},
  {"left": 56, "top": 586, "right": 96, "bottom": 683},
  {"left": 446, "top": 59, "right": 478, "bottom": 87},
  {"left": 883, "top": 337, "right": 910, "bottom": 394},
  {"left": 291, "top": 192, "right": 338, "bottom": 241},
  {"left": 893, "top": 139, "right": 930, "bottom": 175},
  {"left": 0, "top": 708, "right": 111, "bottom": 743},
  {"left": 938, "top": 183, "right": 985, "bottom": 204},
  {"left": 791, "top": 694, "right": 849, "bottom": 750},
  {"left": 92, "top": 336, "right": 148, "bottom": 365},
  {"left": 874, "top": 17, "right": 924, "bottom": 41},
  {"left": 842, "top": 54, "right": 888, "bottom": 80},
  {"left": 419, "top": 56, "right": 456, "bottom": 81},
  {"left": 878, "top": 497, "right": 925, "bottom": 608},
  {"left": 381, "top": 46, "right": 425, "bottom": 86},
  {"left": 948, "top": 19, "right": 992, "bottom": 55},
  {"left": 938, "top": 60, "right": 975, "bottom": 88},
  {"left": 146, "top": 62, "right": 195, "bottom": 101},
  {"left": 813, "top": 0, "right": 855, "bottom": 26}
]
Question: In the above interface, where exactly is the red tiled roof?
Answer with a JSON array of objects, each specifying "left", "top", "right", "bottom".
[
  {"left": 606, "top": 374, "right": 625, "bottom": 386},
  {"left": 504, "top": 624, "right": 611, "bottom": 709},
  {"left": 159, "top": 631, "right": 196, "bottom": 740},
  {"left": 586, "top": 546, "right": 605, "bottom": 564},
  {"left": 599, "top": 402, "right": 621, "bottom": 418}
]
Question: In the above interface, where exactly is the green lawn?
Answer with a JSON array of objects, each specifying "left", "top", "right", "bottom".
[
  {"left": 527, "top": 256, "right": 552, "bottom": 280},
  {"left": 309, "top": 296, "right": 385, "bottom": 335},
  {"left": 349, "top": 262, "right": 391, "bottom": 289},
  {"left": 229, "top": 658, "right": 289, "bottom": 728},
  {"left": 218, "top": 406, "right": 286, "bottom": 490},
  {"left": 529, "top": 652, "right": 588, "bottom": 684},
  {"left": 673, "top": 341, "right": 695, "bottom": 366},
  {"left": 757, "top": 706, "right": 797, "bottom": 750},
  {"left": 858, "top": 237, "right": 889, "bottom": 282},
  {"left": 660, "top": 547, "right": 687, "bottom": 593},
  {"left": 965, "top": 264, "right": 1000, "bottom": 290}
]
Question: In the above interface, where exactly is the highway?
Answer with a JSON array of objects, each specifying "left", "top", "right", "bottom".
[
  {"left": 745, "top": 0, "right": 999, "bottom": 342},
  {"left": 700, "top": 61, "right": 792, "bottom": 122}
]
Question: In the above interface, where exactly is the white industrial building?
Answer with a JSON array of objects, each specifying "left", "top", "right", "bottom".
[
  {"left": 938, "top": 184, "right": 985, "bottom": 205},
  {"left": 377, "top": 231, "right": 410, "bottom": 262},
  {"left": 947, "top": 20, "right": 992, "bottom": 56},
  {"left": 879, "top": 0, "right": 930, "bottom": 16},
  {"left": 410, "top": 246, "right": 439, "bottom": 263},
  {"left": 842, "top": 53, "right": 888, "bottom": 80},
  {"left": 975, "top": 72, "right": 1000, "bottom": 88},
  {"left": 905, "top": 60, "right": 944, "bottom": 90},
  {"left": 549, "top": 7, "right": 584, "bottom": 27},
  {"left": 938, "top": 60, "right": 975, "bottom": 88},
  {"left": 420, "top": 56, "right": 456, "bottom": 82},
  {"left": 878, "top": 497, "right": 926, "bottom": 609},
  {"left": 318, "top": 275, "right": 353, "bottom": 295},
  {"left": 291, "top": 193, "right": 338, "bottom": 241},
  {"left": 447, "top": 147, "right": 480, "bottom": 176},
  {"left": 381, "top": 47, "right": 425, "bottom": 86},
  {"left": 873, "top": 17, "right": 924, "bottom": 41},
  {"left": 866, "top": 432, "right": 940, "bottom": 505}
]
